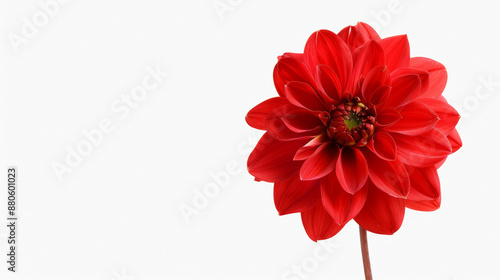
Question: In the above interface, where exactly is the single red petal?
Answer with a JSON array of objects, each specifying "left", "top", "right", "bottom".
[
  {"left": 376, "top": 108, "right": 402, "bottom": 126},
  {"left": 363, "top": 148, "right": 410, "bottom": 198},
  {"left": 384, "top": 74, "right": 421, "bottom": 108},
  {"left": 282, "top": 109, "right": 325, "bottom": 133},
  {"left": 391, "top": 128, "right": 452, "bottom": 167},
  {"left": 248, "top": 132, "right": 309, "bottom": 182},
  {"left": 316, "top": 64, "right": 343, "bottom": 101},
  {"left": 355, "top": 22, "right": 381, "bottom": 40},
  {"left": 379, "top": 35, "right": 410, "bottom": 72},
  {"left": 406, "top": 166, "right": 440, "bottom": 201},
  {"left": 405, "top": 195, "right": 441, "bottom": 211},
  {"left": 419, "top": 97, "right": 461, "bottom": 135},
  {"left": 265, "top": 104, "right": 317, "bottom": 141},
  {"left": 321, "top": 172, "right": 368, "bottom": 225},
  {"left": 304, "top": 30, "right": 353, "bottom": 88},
  {"left": 354, "top": 180, "right": 405, "bottom": 235},
  {"left": 338, "top": 25, "right": 369, "bottom": 54},
  {"left": 273, "top": 64, "right": 285, "bottom": 97},
  {"left": 245, "top": 97, "right": 289, "bottom": 130},
  {"left": 294, "top": 134, "right": 328, "bottom": 161},
  {"left": 350, "top": 40, "right": 385, "bottom": 90},
  {"left": 385, "top": 100, "right": 439, "bottom": 136},
  {"left": 285, "top": 81, "right": 328, "bottom": 111},
  {"left": 391, "top": 67, "right": 430, "bottom": 95},
  {"left": 274, "top": 56, "right": 317, "bottom": 97},
  {"left": 367, "top": 132, "right": 397, "bottom": 161},
  {"left": 434, "top": 157, "right": 447, "bottom": 170},
  {"left": 301, "top": 202, "right": 346, "bottom": 241},
  {"left": 362, "top": 65, "right": 390, "bottom": 103},
  {"left": 336, "top": 147, "right": 369, "bottom": 194},
  {"left": 370, "top": 85, "right": 391, "bottom": 107},
  {"left": 274, "top": 173, "right": 321, "bottom": 215},
  {"left": 409, "top": 57, "right": 447, "bottom": 98},
  {"left": 447, "top": 128, "right": 462, "bottom": 153},
  {"left": 300, "top": 142, "right": 340, "bottom": 181},
  {"left": 278, "top": 52, "right": 305, "bottom": 61}
]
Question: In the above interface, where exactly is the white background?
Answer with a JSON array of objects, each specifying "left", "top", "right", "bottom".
[{"left": 0, "top": 0, "right": 499, "bottom": 279}]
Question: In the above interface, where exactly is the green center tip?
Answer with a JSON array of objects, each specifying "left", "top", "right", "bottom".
[{"left": 344, "top": 112, "right": 362, "bottom": 130}]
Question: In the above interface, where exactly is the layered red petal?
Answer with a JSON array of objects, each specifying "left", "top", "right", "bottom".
[
  {"left": 246, "top": 97, "right": 289, "bottom": 130},
  {"left": 316, "top": 64, "right": 343, "bottom": 101},
  {"left": 321, "top": 172, "right": 368, "bottom": 225},
  {"left": 248, "top": 132, "right": 309, "bottom": 182},
  {"left": 367, "top": 131, "right": 397, "bottom": 161},
  {"left": 336, "top": 147, "right": 369, "bottom": 194},
  {"left": 285, "top": 81, "right": 328, "bottom": 111},
  {"left": 406, "top": 166, "right": 440, "bottom": 201},
  {"left": 301, "top": 202, "right": 346, "bottom": 242},
  {"left": 379, "top": 35, "right": 410, "bottom": 72},
  {"left": 409, "top": 57, "right": 447, "bottom": 98},
  {"left": 300, "top": 142, "right": 340, "bottom": 181},
  {"left": 392, "top": 128, "right": 452, "bottom": 167},
  {"left": 384, "top": 73, "right": 421, "bottom": 108},
  {"left": 338, "top": 25, "right": 369, "bottom": 54},
  {"left": 363, "top": 148, "right": 410, "bottom": 198},
  {"left": 384, "top": 100, "right": 439, "bottom": 136},
  {"left": 419, "top": 97, "right": 460, "bottom": 135},
  {"left": 350, "top": 40, "right": 385, "bottom": 90},
  {"left": 304, "top": 30, "right": 352, "bottom": 88},
  {"left": 274, "top": 56, "right": 316, "bottom": 97},
  {"left": 274, "top": 173, "right": 321, "bottom": 215},
  {"left": 355, "top": 180, "right": 405, "bottom": 234}
]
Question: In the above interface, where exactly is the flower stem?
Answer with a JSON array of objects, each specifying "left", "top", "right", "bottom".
[{"left": 359, "top": 226, "right": 373, "bottom": 280}]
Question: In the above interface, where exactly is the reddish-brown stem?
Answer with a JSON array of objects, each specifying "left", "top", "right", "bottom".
[{"left": 359, "top": 226, "right": 373, "bottom": 280}]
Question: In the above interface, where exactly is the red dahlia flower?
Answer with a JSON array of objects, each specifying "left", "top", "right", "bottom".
[{"left": 246, "top": 22, "right": 462, "bottom": 242}]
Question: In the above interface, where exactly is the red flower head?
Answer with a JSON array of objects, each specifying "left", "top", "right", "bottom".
[{"left": 246, "top": 22, "right": 462, "bottom": 241}]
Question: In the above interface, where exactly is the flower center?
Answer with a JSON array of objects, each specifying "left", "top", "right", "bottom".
[
  {"left": 327, "top": 98, "right": 375, "bottom": 147},
  {"left": 344, "top": 111, "right": 363, "bottom": 130}
]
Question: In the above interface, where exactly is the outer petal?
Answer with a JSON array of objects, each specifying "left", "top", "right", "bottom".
[
  {"left": 392, "top": 128, "right": 452, "bottom": 167},
  {"left": 447, "top": 128, "right": 462, "bottom": 153},
  {"left": 285, "top": 81, "right": 328, "bottom": 111},
  {"left": 321, "top": 172, "right": 368, "bottom": 225},
  {"left": 245, "top": 97, "right": 289, "bottom": 130},
  {"left": 350, "top": 40, "right": 385, "bottom": 91},
  {"left": 405, "top": 196, "right": 441, "bottom": 211},
  {"left": 391, "top": 67, "right": 430, "bottom": 94},
  {"left": 355, "top": 180, "right": 405, "bottom": 235},
  {"left": 300, "top": 142, "right": 340, "bottom": 181},
  {"left": 384, "top": 100, "right": 439, "bottom": 136},
  {"left": 379, "top": 35, "right": 410, "bottom": 72},
  {"left": 301, "top": 202, "right": 346, "bottom": 241},
  {"left": 304, "top": 30, "right": 353, "bottom": 88},
  {"left": 274, "top": 173, "right": 321, "bottom": 215},
  {"left": 355, "top": 22, "right": 381, "bottom": 40},
  {"left": 419, "top": 98, "right": 461, "bottom": 136},
  {"left": 336, "top": 147, "right": 369, "bottom": 194},
  {"left": 409, "top": 57, "right": 447, "bottom": 98},
  {"left": 366, "top": 131, "right": 397, "bottom": 161},
  {"left": 363, "top": 148, "right": 410, "bottom": 198},
  {"left": 338, "top": 25, "right": 369, "bottom": 53},
  {"left": 247, "top": 132, "right": 309, "bottom": 182},
  {"left": 274, "top": 56, "right": 317, "bottom": 97},
  {"left": 406, "top": 166, "right": 440, "bottom": 201},
  {"left": 384, "top": 74, "right": 421, "bottom": 108}
]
